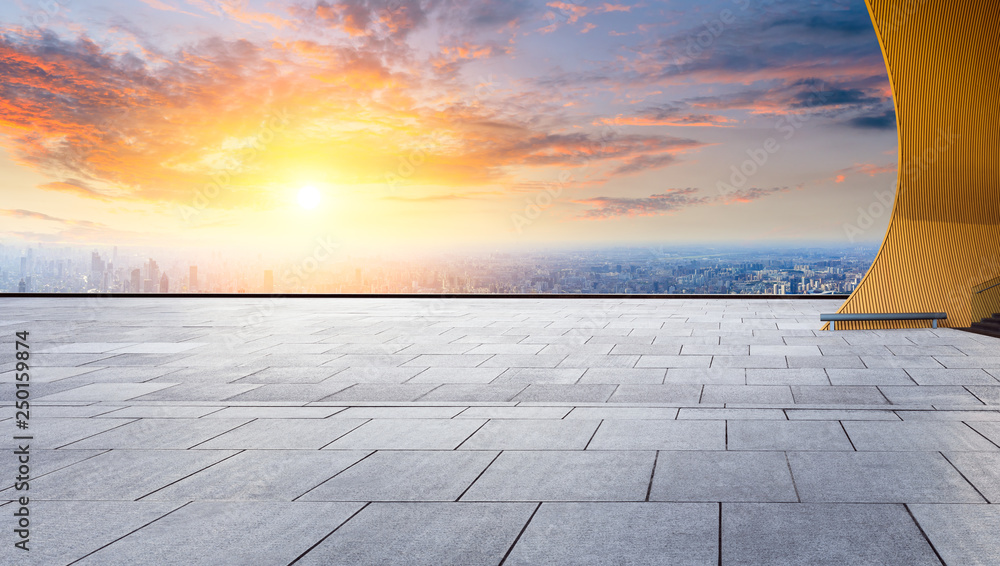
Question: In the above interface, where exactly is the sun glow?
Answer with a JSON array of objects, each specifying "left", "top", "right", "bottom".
[{"left": 297, "top": 185, "right": 321, "bottom": 210}]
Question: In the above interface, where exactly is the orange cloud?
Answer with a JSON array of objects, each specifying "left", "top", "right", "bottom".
[
  {"left": 831, "top": 162, "right": 898, "bottom": 183},
  {"left": 219, "top": 0, "right": 291, "bottom": 29},
  {"left": 602, "top": 114, "right": 737, "bottom": 127},
  {"left": 37, "top": 180, "right": 114, "bottom": 202}
]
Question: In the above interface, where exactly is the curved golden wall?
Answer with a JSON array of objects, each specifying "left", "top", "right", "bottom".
[{"left": 832, "top": 0, "right": 1000, "bottom": 330}]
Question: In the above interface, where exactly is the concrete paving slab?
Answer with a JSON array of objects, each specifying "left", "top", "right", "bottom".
[
  {"left": 65, "top": 418, "right": 252, "bottom": 449},
  {"left": 504, "top": 502, "right": 718, "bottom": 565},
  {"left": 494, "top": 368, "right": 586, "bottom": 384},
  {"left": 701, "top": 385, "right": 794, "bottom": 404},
  {"left": 564, "top": 407, "right": 679, "bottom": 420},
  {"left": 843, "top": 421, "right": 999, "bottom": 451},
  {"left": 461, "top": 451, "right": 655, "bottom": 501},
  {"left": 194, "top": 418, "right": 369, "bottom": 449},
  {"left": 231, "top": 367, "right": 345, "bottom": 383},
  {"left": 321, "top": 383, "right": 439, "bottom": 402},
  {"left": 910, "top": 504, "right": 1000, "bottom": 565},
  {"left": 746, "top": 368, "right": 828, "bottom": 386},
  {"left": 0, "top": 417, "right": 134, "bottom": 449},
  {"left": 146, "top": 450, "right": 370, "bottom": 501},
  {"left": 76, "top": 501, "right": 363, "bottom": 566},
  {"left": 578, "top": 368, "right": 665, "bottom": 384},
  {"left": 879, "top": 385, "right": 985, "bottom": 405},
  {"left": 324, "top": 418, "right": 486, "bottom": 450},
  {"left": 904, "top": 368, "right": 1000, "bottom": 386},
  {"left": 513, "top": 384, "right": 617, "bottom": 403},
  {"left": 677, "top": 408, "right": 784, "bottom": 420},
  {"left": 202, "top": 406, "right": 345, "bottom": 419},
  {"left": 650, "top": 451, "right": 797, "bottom": 502},
  {"left": 788, "top": 452, "right": 985, "bottom": 503},
  {"left": 6, "top": 449, "right": 239, "bottom": 500},
  {"left": 36, "top": 382, "right": 179, "bottom": 402},
  {"left": 417, "top": 384, "right": 526, "bottom": 402},
  {"left": 723, "top": 503, "right": 940, "bottom": 565},
  {"left": 300, "top": 450, "right": 496, "bottom": 501},
  {"left": 587, "top": 419, "right": 725, "bottom": 451},
  {"left": 459, "top": 419, "right": 601, "bottom": 450},
  {"left": 407, "top": 367, "right": 505, "bottom": 383},
  {"left": 728, "top": 420, "right": 854, "bottom": 451},
  {"left": 295, "top": 502, "right": 534, "bottom": 566},
  {"left": 826, "top": 368, "right": 915, "bottom": 386},
  {"left": 12, "top": 501, "right": 182, "bottom": 566},
  {"left": 456, "top": 406, "right": 571, "bottom": 419},
  {"left": 791, "top": 385, "right": 889, "bottom": 405}
]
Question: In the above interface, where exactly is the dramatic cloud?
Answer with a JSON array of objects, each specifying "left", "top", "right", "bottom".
[
  {"left": 832, "top": 162, "right": 897, "bottom": 183},
  {"left": 847, "top": 110, "right": 897, "bottom": 130},
  {"left": 575, "top": 188, "right": 708, "bottom": 219},
  {"left": 576, "top": 186, "right": 790, "bottom": 219},
  {"left": 0, "top": 0, "right": 895, "bottom": 246},
  {"left": 0, "top": 208, "right": 105, "bottom": 227}
]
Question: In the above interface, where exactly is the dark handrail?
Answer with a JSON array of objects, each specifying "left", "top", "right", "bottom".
[{"left": 974, "top": 276, "right": 1000, "bottom": 295}]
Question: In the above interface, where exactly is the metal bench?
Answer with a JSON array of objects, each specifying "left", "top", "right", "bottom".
[{"left": 820, "top": 312, "right": 947, "bottom": 331}]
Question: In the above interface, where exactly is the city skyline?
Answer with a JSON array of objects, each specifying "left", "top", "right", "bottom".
[
  {"left": 1, "top": 0, "right": 896, "bottom": 253},
  {"left": 1, "top": 241, "right": 877, "bottom": 295}
]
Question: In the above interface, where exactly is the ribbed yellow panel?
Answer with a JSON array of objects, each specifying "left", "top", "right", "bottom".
[{"left": 831, "top": 0, "right": 1000, "bottom": 330}]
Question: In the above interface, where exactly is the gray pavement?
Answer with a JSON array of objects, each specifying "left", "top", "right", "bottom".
[{"left": 1, "top": 297, "right": 999, "bottom": 564}]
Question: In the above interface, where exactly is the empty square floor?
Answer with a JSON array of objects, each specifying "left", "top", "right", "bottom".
[{"left": 2, "top": 297, "right": 999, "bottom": 565}]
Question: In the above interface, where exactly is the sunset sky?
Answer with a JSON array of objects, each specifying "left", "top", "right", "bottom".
[{"left": 0, "top": 0, "right": 898, "bottom": 254}]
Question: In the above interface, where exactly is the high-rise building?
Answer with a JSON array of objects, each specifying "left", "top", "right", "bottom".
[
  {"left": 143, "top": 279, "right": 154, "bottom": 293},
  {"left": 147, "top": 259, "right": 159, "bottom": 288},
  {"left": 160, "top": 273, "right": 169, "bottom": 293},
  {"left": 18, "top": 279, "right": 26, "bottom": 293},
  {"left": 131, "top": 269, "right": 141, "bottom": 294},
  {"left": 263, "top": 270, "right": 274, "bottom": 293},
  {"left": 189, "top": 266, "right": 198, "bottom": 292},
  {"left": 20, "top": 256, "right": 26, "bottom": 277}
]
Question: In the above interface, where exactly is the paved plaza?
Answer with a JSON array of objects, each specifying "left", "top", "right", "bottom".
[{"left": 2, "top": 297, "right": 999, "bottom": 565}]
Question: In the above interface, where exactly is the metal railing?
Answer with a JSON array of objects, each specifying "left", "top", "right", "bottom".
[{"left": 972, "top": 275, "right": 1000, "bottom": 323}]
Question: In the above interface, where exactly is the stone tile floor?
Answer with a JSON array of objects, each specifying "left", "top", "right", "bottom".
[{"left": 1, "top": 297, "right": 998, "bottom": 565}]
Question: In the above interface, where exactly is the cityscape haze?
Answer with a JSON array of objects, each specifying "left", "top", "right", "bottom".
[{"left": 1, "top": 244, "right": 875, "bottom": 295}]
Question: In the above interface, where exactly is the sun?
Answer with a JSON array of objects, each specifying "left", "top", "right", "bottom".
[{"left": 297, "top": 185, "right": 321, "bottom": 210}]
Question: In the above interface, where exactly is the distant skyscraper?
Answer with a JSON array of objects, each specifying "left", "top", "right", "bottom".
[
  {"left": 131, "top": 269, "right": 141, "bottom": 294},
  {"left": 18, "top": 279, "right": 26, "bottom": 293},
  {"left": 160, "top": 273, "right": 169, "bottom": 293},
  {"left": 91, "top": 251, "right": 102, "bottom": 273},
  {"left": 20, "top": 256, "right": 26, "bottom": 277},
  {"left": 263, "top": 270, "right": 274, "bottom": 293},
  {"left": 143, "top": 279, "right": 154, "bottom": 293},
  {"left": 190, "top": 266, "right": 198, "bottom": 292},
  {"left": 147, "top": 259, "right": 159, "bottom": 288}
]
